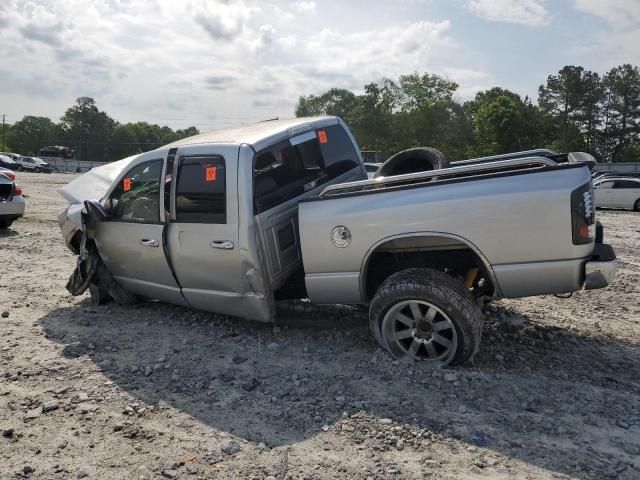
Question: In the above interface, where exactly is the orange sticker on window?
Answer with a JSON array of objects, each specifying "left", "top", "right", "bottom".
[
  {"left": 123, "top": 177, "right": 132, "bottom": 192},
  {"left": 317, "top": 130, "right": 328, "bottom": 144},
  {"left": 205, "top": 166, "right": 217, "bottom": 182}
]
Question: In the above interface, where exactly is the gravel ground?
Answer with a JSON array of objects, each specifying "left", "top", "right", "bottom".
[{"left": 1, "top": 171, "right": 639, "bottom": 480}]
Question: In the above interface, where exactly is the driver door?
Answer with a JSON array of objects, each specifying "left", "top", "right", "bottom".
[{"left": 93, "top": 158, "right": 187, "bottom": 306}]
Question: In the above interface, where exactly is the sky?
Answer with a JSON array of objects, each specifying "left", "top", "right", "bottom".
[{"left": 0, "top": 0, "right": 639, "bottom": 131}]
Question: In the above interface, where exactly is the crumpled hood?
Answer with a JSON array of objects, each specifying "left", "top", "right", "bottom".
[{"left": 57, "top": 154, "right": 139, "bottom": 204}]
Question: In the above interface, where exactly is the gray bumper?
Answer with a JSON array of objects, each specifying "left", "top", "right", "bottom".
[
  {"left": 0, "top": 195, "right": 26, "bottom": 217},
  {"left": 583, "top": 243, "right": 616, "bottom": 290}
]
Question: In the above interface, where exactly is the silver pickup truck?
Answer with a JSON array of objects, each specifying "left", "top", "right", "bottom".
[{"left": 58, "top": 116, "right": 616, "bottom": 365}]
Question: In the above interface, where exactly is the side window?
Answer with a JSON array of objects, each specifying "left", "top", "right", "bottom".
[
  {"left": 596, "top": 181, "right": 613, "bottom": 189},
  {"left": 613, "top": 180, "right": 640, "bottom": 189},
  {"left": 175, "top": 155, "right": 226, "bottom": 223},
  {"left": 252, "top": 124, "right": 360, "bottom": 214},
  {"left": 108, "top": 160, "right": 163, "bottom": 223}
]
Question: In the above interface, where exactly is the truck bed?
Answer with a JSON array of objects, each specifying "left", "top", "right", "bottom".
[{"left": 298, "top": 154, "right": 594, "bottom": 305}]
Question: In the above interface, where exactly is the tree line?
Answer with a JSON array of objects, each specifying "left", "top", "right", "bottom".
[
  {"left": 1, "top": 97, "right": 199, "bottom": 162},
  {"left": 296, "top": 64, "right": 640, "bottom": 163},
  {"left": 2, "top": 64, "right": 639, "bottom": 164}
]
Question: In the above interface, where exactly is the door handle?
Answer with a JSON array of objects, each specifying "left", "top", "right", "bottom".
[
  {"left": 210, "top": 240, "right": 234, "bottom": 250},
  {"left": 140, "top": 238, "right": 159, "bottom": 247}
]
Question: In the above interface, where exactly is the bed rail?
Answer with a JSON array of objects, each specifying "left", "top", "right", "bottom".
[{"left": 319, "top": 155, "right": 558, "bottom": 198}]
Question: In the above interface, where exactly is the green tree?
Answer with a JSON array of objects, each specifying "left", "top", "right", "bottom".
[
  {"left": 470, "top": 88, "right": 552, "bottom": 155},
  {"left": 538, "top": 66, "right": 590, "bottom": 151},
  {"left": 347, "top": 81, "right": 396, "bottom": 153},
  {"left": 602, "top": 64, "right": 640, "bottom": 162},
  {"left": 59, "top": 97, "right": 117, "bottom": 162},
  {"left": 295, "top": 88, "right": 358, "bottom": 120},
  {"left": 8, "top": 116, "right": 59, "bottom": 155},
  {"left": 1, "top": 122, "right": 14, "bottom": 152}
]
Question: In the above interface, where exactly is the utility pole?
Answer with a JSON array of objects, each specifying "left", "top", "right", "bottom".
[{"left": 2, "top": 114, "right": 5, "bottom": 151}]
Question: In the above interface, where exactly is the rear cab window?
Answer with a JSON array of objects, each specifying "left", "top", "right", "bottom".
[{"left": 253, "top": 124, "right": 360, "bottom": 214}]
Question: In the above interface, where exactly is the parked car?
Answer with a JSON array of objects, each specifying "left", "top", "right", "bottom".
[
  {"left": 58, "top": 117, "right": 616, "bottom": 366},
  {"left": 0, "top": 154, "right": 20, "bottom": 170},
  {"left": 593, "top": 177, "right": 640, "bottom": 211},
  {"left": 593, "top": 171, "right": 640, "bottom": 181},
  {"left": 16, "top": 156, "right": 52, "bottom": 173},
  {"left": 0, "top": 167, "right": 25, "bottom": 228},
  {"left": 39, "top": 145, "right": 74, "bottom": 159}
]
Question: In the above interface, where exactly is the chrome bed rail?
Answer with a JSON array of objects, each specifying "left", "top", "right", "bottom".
[
  {"left": 449, "top": 148, "right": 559, "bottom": 166},
  {"left": 319, "top": 155, "right": 558, "bottom": 198}
]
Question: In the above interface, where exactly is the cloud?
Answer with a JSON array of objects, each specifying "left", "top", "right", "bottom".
[
  {"left": 250, "top": 24, "right": 278, "bottom": 51},
  {"left": 291, "top": 1, "right": 317, "bottom": 12},
  {"left": 0, "top": 0, "right": 465, "bottom": 128},
  {"left": 192, "top": 0, "right": 254, "bottom": 41},
  {"left": 572, "top": 0, "right": 640, "bottom": 66},
  {"left": 205, "top": 75, "right": 237, "bottom": 90},
  {"left": 573, "top": 0, "right": 640, "bottom": 28},
  {"left": 466, "top": 0, "right": 550, "bottom": 26},
  {"left": 19, "top": 23, "right": 63, "bottom": 46}
]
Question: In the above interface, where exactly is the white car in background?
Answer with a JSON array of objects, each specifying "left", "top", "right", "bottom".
[
  {"left": 0, "top": 167, "right": 25, "bottom": 229},
  {"left": 16, "top": 155, "right": 52, "bottom": 173},
  {"left": 593, "top": 177, "right": 640, "bottom": 211}
]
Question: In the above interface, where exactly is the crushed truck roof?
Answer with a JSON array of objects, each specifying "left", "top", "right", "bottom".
[
  {"left": 167, "top": 116, "right": 336, "bottom": 148},
  {"left": 58, "top": 116, "right": 338, "bottom": 204}
]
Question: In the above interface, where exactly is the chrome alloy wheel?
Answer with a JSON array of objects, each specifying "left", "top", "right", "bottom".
[{"left": 381, "top": 300, "right": 458, "bottom": 364}]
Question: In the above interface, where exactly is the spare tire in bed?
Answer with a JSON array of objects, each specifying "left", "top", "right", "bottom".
[{"left": 374, "top": 147, "right": 449, "bottom": 178}]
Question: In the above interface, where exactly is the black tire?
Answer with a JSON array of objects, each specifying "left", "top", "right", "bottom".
[
  {"left": 369, "top": 268, "right": 483, "bottom": 366},
  {"left": 634, "top": 199, "right": 640, "bottom": 212},
  {"left": 89, "top": 283, "right": 112, "bottom": 305},
  {"left": 94, "top": 262, "right": 139, "bottom": 305},
  {"left": 0, "top": 218, "right": 14, "bottom": 229},
  {"left": 17, "top": 165, "right": 23, "bottom": 171},
  {"left": 374, "top": 147, "right": 449, "bottom": 178},
  {"left": 34, "top": 167, "right": 41, "bottom": 173}
]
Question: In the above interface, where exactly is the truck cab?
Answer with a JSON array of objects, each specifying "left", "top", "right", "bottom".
[{"left": 59, "top": 117, "right": 366, "bottom": 321}]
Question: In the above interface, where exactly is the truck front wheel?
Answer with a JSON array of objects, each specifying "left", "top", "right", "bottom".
[{"left": 369, "top": 268, "right": 483, "bottom": 366}]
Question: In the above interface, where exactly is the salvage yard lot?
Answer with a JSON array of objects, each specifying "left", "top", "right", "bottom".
[{"left": 1, "top": 172, "right": 639, "bottom": 479}]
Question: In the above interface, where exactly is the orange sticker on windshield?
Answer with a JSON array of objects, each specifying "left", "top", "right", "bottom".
[
  {"left": 205, "top": 166, "right": 217, "bottom": 182},
  {"left": 123, "top": 177, "right": 132, "bottom": 191},
  {"left": 317, "top": 130, "right": 328, "bottom": 144}
]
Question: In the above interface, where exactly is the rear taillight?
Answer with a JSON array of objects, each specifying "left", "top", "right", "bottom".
[
  {"left": 14, "top": 186, "right": 23, "bottom": 196},
  {"left": 1, "top": 171, "right": 16, "bottom": 181},
  {"left": 571, "top": 182, "right": 595, "bottom": 244}
]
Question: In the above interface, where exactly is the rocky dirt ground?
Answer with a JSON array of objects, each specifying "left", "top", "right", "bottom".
[{"left": 1, "top": 171, "right": 639, "bottom": 480}]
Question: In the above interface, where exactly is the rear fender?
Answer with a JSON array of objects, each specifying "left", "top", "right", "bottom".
[{"left": 360, "top": 231, "right": 502, "bottom": 300}]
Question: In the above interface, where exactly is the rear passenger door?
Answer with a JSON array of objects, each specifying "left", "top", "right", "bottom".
[{"left": 166, "top": 145, "right": 244, "bottom": 315}]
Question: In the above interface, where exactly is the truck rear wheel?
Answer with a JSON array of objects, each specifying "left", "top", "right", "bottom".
[{"left": 369, "top": 268, "right": 482, "bottom": 366}]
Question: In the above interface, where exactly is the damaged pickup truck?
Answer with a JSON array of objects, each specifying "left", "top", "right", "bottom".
[{"left": 58, "top": 116, "right": 616, "bottom": 365}]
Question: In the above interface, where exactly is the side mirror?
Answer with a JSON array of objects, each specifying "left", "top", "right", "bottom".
[{"left": 83, "top": 199, "right": 109, "bottom": 222}]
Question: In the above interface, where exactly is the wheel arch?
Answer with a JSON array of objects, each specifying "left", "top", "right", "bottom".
[{"left": 359, "top": 232, "right": 501, "bottom": 301}]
